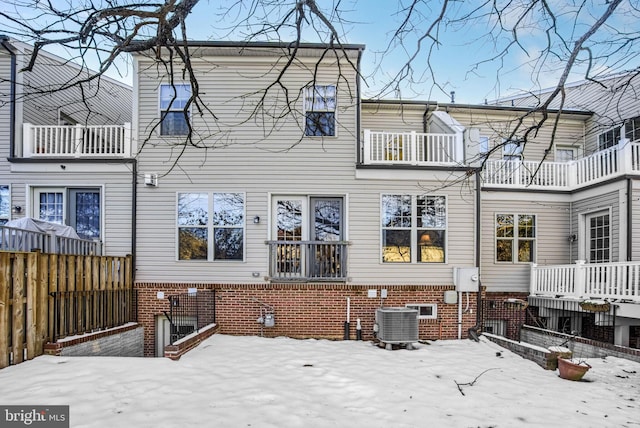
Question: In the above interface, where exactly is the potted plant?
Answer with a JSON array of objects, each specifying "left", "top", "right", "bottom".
[{"left": 557, "top": 357, "right": 591, "bottom": 381}]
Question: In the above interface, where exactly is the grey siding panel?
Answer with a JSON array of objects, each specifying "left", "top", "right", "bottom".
[
  {"left": 0, "top": 50, "right": 12, "bottom": 168},
  {"left": 480, "top": 195, "right": 571, "bottom": 293},
  {"left": 570, "top": 187, "right": 622, "bottom": 263},
  {"left": 135, "top": 53, "right": 476, "bottom": 285}
]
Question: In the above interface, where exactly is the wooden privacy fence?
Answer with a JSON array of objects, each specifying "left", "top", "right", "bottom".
[{"left": 0, "top": 251, "right": 134, "bottom": 369}]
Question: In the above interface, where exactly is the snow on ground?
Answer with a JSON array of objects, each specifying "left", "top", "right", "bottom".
[{"left": 0, "top": 335, "right": 638, "bottom": 428}]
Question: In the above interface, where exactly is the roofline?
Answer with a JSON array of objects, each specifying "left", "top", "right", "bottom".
[
  {"left": 492, "top": 69, "right": 640, "bottom": 104},
  {"left": 133, "top": 40, "right": 366, "bottom": 51},
  {"left": 2, "top": 37, "right": 132, "bottom": 90},
  {"left": 362, "top": 98, "right": 592, "bottom": 116}
]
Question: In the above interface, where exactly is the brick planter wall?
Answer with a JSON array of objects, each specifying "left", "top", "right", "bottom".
[{"left": 135, "top": 282, "right": 480, "bottom": 357}]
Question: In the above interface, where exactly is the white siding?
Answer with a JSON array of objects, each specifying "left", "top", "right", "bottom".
[{"left": 135, "top": 49, "right": 476, "bottom": 284}]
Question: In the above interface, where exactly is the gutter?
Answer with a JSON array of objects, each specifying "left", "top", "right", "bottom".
[
  {"left": 475, "top": 170, "right": 482, "bottom": 327},
  {"left": 0, "top": 35, "right": 17, "bottom": 158},
  {"left": 356, "top": 46, "right": 363, "bottom": 165}
]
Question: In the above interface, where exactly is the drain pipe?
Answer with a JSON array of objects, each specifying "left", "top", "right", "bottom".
[
  {"left": 344, "top": 297, "right": 351, "bottom": 340},
  {"left": 0, "top": 36, "right": 17, "bottom": 158}
]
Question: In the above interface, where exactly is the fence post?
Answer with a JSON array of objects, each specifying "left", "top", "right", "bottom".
[{"left": 574, "top": 260, "right": 586, "bottom": 298}]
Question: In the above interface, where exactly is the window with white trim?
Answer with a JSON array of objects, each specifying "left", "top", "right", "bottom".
[
  {"left": 0, "top": 185, "right": 9, "bottom": 225},
  {"left": 406, "top": 304, "right": 437, "bottom": 320},
  {"left": 555, "top": 146, "right": 576, "bottom": 162},
  {"left": 304, "top": 85, "right": 336, "bottom": 136},
  {"left": 502, "top": 140, "right": 523, "bottom": 161},
  {"left": 160, "top": 84, "right": 191, "bottom": 135},
  {"left": 625, "top": 116, "right": 640, "bottom": 142},
  {"left": 177, "top": 192, "right": 245, "bottom": 261},
  {"left": 381, "top": 195, "right": 446, "bottom": 263},
  {"left": 598, "top": 126, "right": 621, "bottom": 151},
  {"left": 479, "top": 136, "right": 489, "bottom": 155},
  {"left": 496, "top": 213, "right": 536, "bottom": 263},
  {"left": 586, "top": 211, "right": 610, "bottom": 263}
]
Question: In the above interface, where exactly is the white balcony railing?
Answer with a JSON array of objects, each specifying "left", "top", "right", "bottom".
[
  {"left": 483, "top": 141, "right": 640, "bottom": 190},
  {"left": 530, "top": 260, "right": 640, "bottom": 303},
  {"left": 363, "top": 130, "right": 462, "bottom": 166},
  {"left": 0, "top": 225, "right": 101, "bottom": 255},
  {"left": 23, "top": 123, "right": 132, "bottom": 158}
]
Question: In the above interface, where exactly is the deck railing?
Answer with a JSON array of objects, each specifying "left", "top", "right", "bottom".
[
  {"left": 483, "top": 141, "right": 640, "bottom": 190},
  {"left": 23, "top": 123, "right": 132, "bottom": 158},
  {"left": 0, "top": 225, "right": 101, "bottom": 255},
  {"left": 530, "top": 260, "right": 640, "bottom": 302},
  {"left": 266, "top": 240, "right": 349, "bottom": 281},
  {"left": 363, "top": 130, "right": 461, "bottom": 165}
]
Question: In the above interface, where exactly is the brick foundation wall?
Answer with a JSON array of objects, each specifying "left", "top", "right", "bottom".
[
  {"left": 44, "top": 324, "right": 143, "bottom": 357},
  {"left": 135, "top": 282, "right": 480, "bottom": 357}
]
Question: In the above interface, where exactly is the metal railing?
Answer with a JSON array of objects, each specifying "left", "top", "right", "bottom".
[
  {"left": 23, "top": 122, "right": 132, "bottom": 158},
  {"left": 163, "top": 290, "right": 216, "bottom": 345},
  {"left": 0, "top": 225, "right": 101, "bottom": 255},
  {"left": 266, "top": 240, "right": 349, "bottom": 281},
  {"left": 530, "top": 260, "right": 640, "bottom": 303},
  {"left": 362, "top": 130, "right": 461, "bottom": 165}
]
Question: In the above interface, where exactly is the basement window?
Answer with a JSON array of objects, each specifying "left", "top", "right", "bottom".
[{"left": 405, "top": 304, "right": 437, "bottom": 320}]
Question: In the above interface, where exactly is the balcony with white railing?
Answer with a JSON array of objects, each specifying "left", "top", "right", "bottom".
[
  {"left": 22, "top": 123, "right": 133, "bottom": 158},
  {"left": 530, "top": 260, "right": 640, "bottom": 303},
  {"left": 362, "top": 130, "right": 463, "bottom": 166},
  {"left": 483, "top": 141, "right": 640, "bottom": 190}
]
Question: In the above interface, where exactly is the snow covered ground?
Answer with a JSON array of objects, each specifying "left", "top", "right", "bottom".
[{"left": 0, "top": 334, "right": 638, "bottom": 428}]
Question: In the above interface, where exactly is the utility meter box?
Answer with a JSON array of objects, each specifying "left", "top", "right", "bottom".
[{"left": 454, "top": 267, "right": 480, "bottom": 292}]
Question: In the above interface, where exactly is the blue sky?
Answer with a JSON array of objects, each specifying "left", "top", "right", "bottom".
[{"left": 7, "top": 0, "right": 640, "bottom": 104}]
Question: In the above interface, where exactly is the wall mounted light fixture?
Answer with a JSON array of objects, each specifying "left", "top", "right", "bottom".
[{"left": 253, "top": 216, "right": 260, "bottom": 224}]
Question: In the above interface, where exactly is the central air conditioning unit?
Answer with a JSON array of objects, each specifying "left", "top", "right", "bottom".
[{"left": 375, "top": 307, "right": 419, "bottom": 350}]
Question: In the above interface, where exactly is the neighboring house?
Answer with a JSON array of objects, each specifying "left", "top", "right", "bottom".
[
  {"left": 0, "top": 37, "right": 134, "bottom": 255},
  {"left": 131, "top": 41, "right": 640, "bottom": 356}
]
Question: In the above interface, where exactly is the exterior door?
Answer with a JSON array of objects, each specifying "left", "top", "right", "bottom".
[
  {"left": 272, "top": 197, "right": 307, "bottom": 278},
  {"left": 34, "top": 188, "right": 101, "bottom": 240},
  {"left": 271, "top": 196, "right": 344, "bottom": 279},
  {"left": 309, "top": 198, "right": 344, "bottom": 277},
  {"left": 586, "top": 211, "right": 610, "bottom": 263}
]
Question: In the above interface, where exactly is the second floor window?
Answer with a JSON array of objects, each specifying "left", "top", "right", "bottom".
[
  {"left": 304, "top": 85, "right": 336, "bottom": 136},
  {"left": 496, "top": 213, "right": 536, "bottom": 263},
  {"left": 502, "top": 140, "right": 523, "bottom": 161},
  {"left": 598, "top": 126, "right": 621, "bottom": 151},
  {"left": 160, "top": 84, "right": 191, "bottom": 136},
  {"left": 625, "top": 116, "right": 640, "bottom": 142}
]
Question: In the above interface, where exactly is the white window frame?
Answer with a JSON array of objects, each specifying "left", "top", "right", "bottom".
[
  {"left": 406, "top": 303, "right": 437, "bottom": 320},
  {"left": 479, "top": 136, "right": 490, "bottom": 155},
  {"left": 159, "top": 83, "right": 192, "bottom": 136},
  {"left": 502, "top": 139, "right": 523, "bottom": 161},
  {"left": 555, "top": 145, "right": 577, "bottom": 162},
  {"left": 580, "top": 208, "right": 612, "bottom": 263},
  {"left": 380, "top": 194, "right": 448, "bottom": 264},
  {"left": 495, "top": 213, "right": 536, "bottom": 263},
  {"left": 625, "top": 116, "right": 640, "bottom": 143},
  {"left": 176, "top": 191, "right": 246, "bottom": 262},
  {"left": 303, "top": 84, "right": 337, "bottom": 137},
  {"left": 30, "top": 186, "right": 103, "bottom": 240},
  {"left": 0, "top": 185, "right": 10, "bottom": 225},
  {"left": 598, "top": 126, "right": 621, "bottom": 151}
]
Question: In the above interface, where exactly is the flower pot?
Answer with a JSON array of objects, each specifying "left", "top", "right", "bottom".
[{"left": 557, "top": 357, "right": 591, "bottom": 381}]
